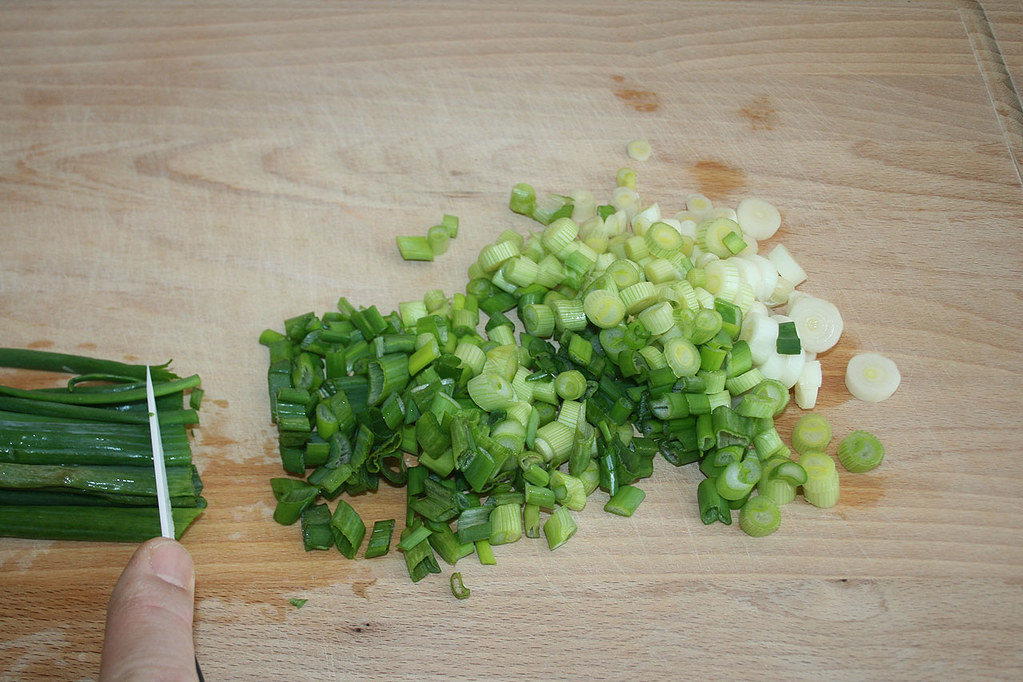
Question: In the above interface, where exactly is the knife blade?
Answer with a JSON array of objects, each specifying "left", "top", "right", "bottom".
[
  {"left": 145, "top": 366, "right": 175, "bottom": 539},
  {"left": 146, "top": 366, "right": 205, "bottom": 681}
]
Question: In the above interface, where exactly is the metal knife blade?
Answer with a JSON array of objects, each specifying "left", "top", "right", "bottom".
[
  {"left": 145, "top": 366, "right": 175, "bottom": 539},
  {"left": 146, "top": 366, "right": 205, "bottom": 681}
]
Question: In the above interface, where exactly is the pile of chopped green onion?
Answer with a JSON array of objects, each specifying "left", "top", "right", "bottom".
[
  {"left": 0, "top": 348, "right": 206, "bottom": 542},
  {"left": 260, "top": 160, "right": 892, "bottom": 587}
]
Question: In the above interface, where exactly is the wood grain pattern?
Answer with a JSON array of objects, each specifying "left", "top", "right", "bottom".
[{"left": 2, "top": 2, "right": 1022, "bottom": 680}]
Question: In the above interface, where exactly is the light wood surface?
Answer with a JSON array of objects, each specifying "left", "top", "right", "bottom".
[{"left": 2, "top": 2, "right": 1022, "bottom": 680}]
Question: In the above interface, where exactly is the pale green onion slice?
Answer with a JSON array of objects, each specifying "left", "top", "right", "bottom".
[
  {"left": 739, "top": 495, "right": 781, "bottom": 537},
  {"left": 837, "top": 430, "right": 885, "bottom": 473},
  {"left": 502, "top": 256, "right": 539, "bottom": 288},
  {"left": 612, "top": 186, "right": 641, "bottom": 218},
  {"left": 624, "top": 234, "right": 650, "bottom": 261},
  {"left": 703, "top": 259, "right": 741, "bottom": 299},
  {"left": 637, "top": 301, "right": 675, "bottom": 336},
  {"left": 550, "top": 298, "right": 588, "bottom": 332},
  {"left": 644, "top": 258, "right": 680, "bottom": 284},
  {"left": 466, "top": 373, "right": 517, "bottom": 412},
  {"left": 556, "top": 399, "right": 585, "bottom": 431},
  {"left": 729, "top": 256, "right": 760, "bottom": 295},
  {"left": 627, "top": 139, "right": 652, "bottom": 161},
  {"left": 716, "top": 458, "right": 762, "bottom": 500},
  {"left": 802, "top": 469, "right": 840, "bottom": 508},
  {"left": 606, "top": 258, "right": 641, "bottom": 288},
  {"left": 800, "top": 450, "right": 840, "bottom": 509},
  {"left": 483, "top": 344, "right": 518, "bottom": 381},
  {"left": 478, "top": 240, "right": 519, "bottom": 272},
  {"left": 554, "top": 370, "right": 587, "bottom": 401},
  {"left": 686, "top": 193, "right": 713, "bottom": 214},
  {"left": 845, "top": 352, "right": 901, "bottom": 403},
  {"left": 757, "top": 477, "right": 797, "bottom": 506},
  {"left": 767, "top": 244, "right": 807, "bottom": 286},
  {"left": 570, "top": 189, "right": 597, "bottom": 224},
  {"left": 453, "top": 340, "right": 486, "bottom": 376},
  {"left": 617, "top": 167, "right": 636, "bottom": 189},
  {"left": 788, "top": 295, "right": 843, "bottom": 353},
  {"left": 583, "top": 289, "right": 626, "bottom": 329},
  {"left": 620, "top": 281, "right": 658, "bottom": 315},
  {"left": 644, "top": 221, "right": 683, "bottom": 258},
  {"left": 662, "top": 336, "right": 701, "bottom": 378},
  {"left": 791, "top": 413, "right": 833, "bottom": 454},
  {"left": 736, "top": 197, "right": 782, "bottom": 240},
  {"left": 534, "top": 420, "right": 575, "bottom": 464},
  {"left": 798, "top": 450, "right": 836, "bottom": 477},
  {"left": 542, "top": 217, "right": 579, "bottom": 255},
  {"left": 511, "top": 365, "right": 534, "bottom": 403},
  {"left": 543, "top": 505, "right": 577, "bottom": 550},
  {"left": 697, "top": 217, "right": 744, "bottom": 258},
  {"left": 489, "top": 503, "right": 522, "bottom": 545},
  {"left": 522, "top": 303, "right": 556, "bottom": 337}
]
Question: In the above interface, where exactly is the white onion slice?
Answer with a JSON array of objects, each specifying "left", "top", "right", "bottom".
[
  {"left": 845, "top": 353, "right": 901, "bottom": 402},
  {"left": 740, "top": 312, "right": 779, "bottom": 365},
  {"left": 767, "top": 244, "right": 807, "bottom": 286},
  {"left": 736, "top": 197, "right": 782, "bottom": 240},
  {"left": 794, "top": 359, "right": 823, "bottom": 409},
  {"left": 788, "top": 295, "right": 844, "bottom": 354}
]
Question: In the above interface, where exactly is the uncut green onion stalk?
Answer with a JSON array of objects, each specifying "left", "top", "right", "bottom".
[{"left": 0, "top": 348, "right": 206, "bottom": 543}]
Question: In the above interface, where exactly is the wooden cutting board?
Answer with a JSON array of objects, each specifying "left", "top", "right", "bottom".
[{"left": 2, "top": 1, "right": 1022, "bottom": 679}]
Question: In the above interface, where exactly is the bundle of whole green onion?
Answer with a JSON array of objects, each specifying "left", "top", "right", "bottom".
[
  {"left": 0, "top": 348, "right": 205, "bottom": 542},
  {"left": 261, "top": 163, "right": 890, "bottom": 586}
]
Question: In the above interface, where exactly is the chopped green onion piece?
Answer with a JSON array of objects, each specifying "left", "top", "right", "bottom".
[
  {"left": 837, "top": 430, "right": 885, "bottom": 473},
  {"left": 300, "top": 503, "right": 334, "bottom": 551},
  {"left": 543, "top": 505, "right": 578, "bottom": 550},
  {"left": 739, "top": 495, "right": 781, "bottom": 537},
  {"left": 364, "top": 519, "right": 396, "bottom": 558},
  {"left": 427, "top": 225, "right": 451, "bottom": 256},
  {"left": 715, "top": 457, "right": 762, "bottom": 501},
  {"left": 271, "top": 478, "right": 319, "bottom": 526},
  {"left": 750, "top": 378, "right": 790, "bottom": 416},
  {"left": 697, "top": 477, "right": 731, "bottom": 525},
  {"left": 756, "top": 475, "right": 797, "bottom": 506},
  {"left": 604, "top": 485, "right": 646, "bottom": 517},
  {"left": 428, "top": 523, "right": 475, "bottom": 564},
  {"left": 330, "top": 498, "right": 366, "bottom": 559},
  {"left": 489, "top": 503, "right": 522, "bottom": 545},
  {"left": 400, "top": 526, "right": 441, "bottom": 582},
  {"left": 456, "top": 505, "right": 493, "bottom": 544},
  {"left": 396, "top": 235, "right": 434, "bottom": 262},
  {"left": 791, "top": 413, "right": 832, "bottom": 454},
  {"left": 450, "top": 572, "right": 471, "bottom": 599},
  {"left": 549, "top": 470, "right": 587, "bottom": 511},
  {"left": 776, "top": 320, "right": 801, "bottom": 355},
  {"left": 475, "top": 538, "right": 497, "bottom": 565}
]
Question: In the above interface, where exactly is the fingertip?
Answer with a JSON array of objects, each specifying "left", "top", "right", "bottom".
[{"left": 146, "top": 537, "right": 195, "bottom": 592}]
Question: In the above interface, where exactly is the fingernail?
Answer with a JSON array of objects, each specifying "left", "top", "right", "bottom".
[{"left": 149, "top": 539, "right": 194, "bottom": 591}]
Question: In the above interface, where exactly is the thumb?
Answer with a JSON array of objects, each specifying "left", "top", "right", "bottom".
[{"left": 100, "top": 537, "right": 198, "bottom": 682}]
